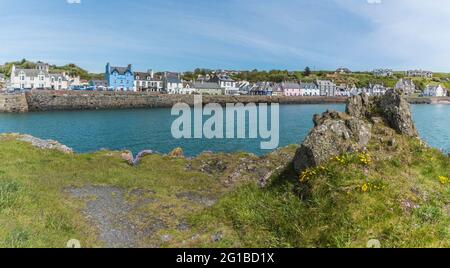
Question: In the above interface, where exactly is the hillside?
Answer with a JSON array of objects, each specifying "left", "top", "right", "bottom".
[
  {"left": 0, "top": 93, "right": 448, "bottom": 248},
  {"left": 0, "top": 59, "right": 103, "bottom": 80}
]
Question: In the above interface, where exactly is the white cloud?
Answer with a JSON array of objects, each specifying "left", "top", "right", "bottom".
[
  {"left": 67, "top": 0, "right": 81, "bottom": 4},
  {"left": 367, "top": 0, "right": 382, "bottom": 4},
  {"left": 335, "top": 0, "right": 450, "bottom": 71}
]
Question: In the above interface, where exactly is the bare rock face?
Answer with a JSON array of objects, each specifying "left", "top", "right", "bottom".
[
  {"left": 377, "top": 90, "right": 418, "bottom": 137},
  {"left": 16, "top": 134, "right": 73, "bottom": 154},
  {"left": 293, "top": 90, "right": 417, "bottom": 174},
  {"left": 169, "top": 147, "right": 184, "bottom": 158},
  {"left": 346, "top": 93, "right": 372, "bottom": 118},
  {"left": 293, "top": 111, "right": 372, "bottom": 173}
]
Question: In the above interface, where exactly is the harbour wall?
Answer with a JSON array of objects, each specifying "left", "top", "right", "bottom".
[{"left": 0, "top": 90, "right": 447, "bottom": 112}]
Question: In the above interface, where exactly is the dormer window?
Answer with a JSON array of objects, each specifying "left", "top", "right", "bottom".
[{"left": 136, "top": 76, "right": 140, "bottom": 80}]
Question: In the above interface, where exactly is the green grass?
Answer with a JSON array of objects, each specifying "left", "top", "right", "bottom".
[
  {"left": 0, "top": 128, "right": 448, "bottom": 248},
  {"left": 185, "top": 124, "right": 450, "bottom": 248}
]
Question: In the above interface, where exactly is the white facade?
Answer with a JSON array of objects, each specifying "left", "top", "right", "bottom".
[
  {"left": 10, "top": 64, "right": 79, "bottom": 90},
  {"left": 300, "top": 82, "right": 320, "bottom": 96},
  {"left": 406, "top": 69, "right": 433, "bottom": 78},
  {"left": 369, "top": 84, "right": 387, "bottom": 96},
  {"left": 423, "top": 84, "right": 447, "bottom": 97},
  {"left": 212, "top": 76, "right": 239, "bottom": 95},
  {"left": 316, "top": 80, "right": 336, "bottom": 96},
  {"left": 134, "top": 71, "right": 162, "bottom": 92}
]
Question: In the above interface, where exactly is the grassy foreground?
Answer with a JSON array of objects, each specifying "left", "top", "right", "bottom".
[{"left": 0, "top": 125, "right": 449, "bottom": 248}]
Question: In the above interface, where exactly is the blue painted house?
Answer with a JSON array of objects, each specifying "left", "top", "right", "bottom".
[{"left": 105, "top": 63, "right": 135, "bottom": 91}]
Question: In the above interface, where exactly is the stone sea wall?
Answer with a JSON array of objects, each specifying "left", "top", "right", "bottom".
[
  {"left": 1, "top": 91, "right": 347, "bottom": 112},
  {"left": 0, "top": 93, "right": 28, "bottom": 112},
  {"left": 0, "top": 90, "right": 447, "bottom": 113}
]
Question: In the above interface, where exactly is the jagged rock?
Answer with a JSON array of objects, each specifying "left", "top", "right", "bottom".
[
  {"left": 377, "top": 90, "right": 418, "bottom": 137},
  {"left": 168, "top": 147, "right": 184, "bottom": 158},
  {"left": 293, "top": 90, "right": 418, "bottom": 174},
  {"left": 346, "top": 93, "right": 372, "bottom": 118},
  {"left": 16, "top": 134, "right": 73, "bottom": 154},
  {"left": 293, "top": 111, "right": 372, "bottom": 173},
  {"left": 121, "top": 151, "right": 134, "bottom": 164}
]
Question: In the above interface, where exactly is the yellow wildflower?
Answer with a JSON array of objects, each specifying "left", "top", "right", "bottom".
[
  {"left": 439, "top": 176, "right": 448, "bottom": 185},
  {"left": 361, "top": 183, "right": 369, "bottom": 192}
]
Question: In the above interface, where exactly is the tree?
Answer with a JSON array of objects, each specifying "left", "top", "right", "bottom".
[{"left": 304, "top": 66, "right": 311, "bottom": 77}]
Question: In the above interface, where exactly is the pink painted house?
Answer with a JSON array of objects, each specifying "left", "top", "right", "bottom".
[{"left": 281, "top": 82, "right": 302, "bottom": 96}]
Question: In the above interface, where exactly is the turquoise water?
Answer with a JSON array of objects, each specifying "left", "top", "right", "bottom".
[{"left": 0, "top": 104, "right": 448, "bottom": 156}]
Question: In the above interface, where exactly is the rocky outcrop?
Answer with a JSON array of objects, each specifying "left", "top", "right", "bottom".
[
  {"left": 168, "top": 147, "right": 184, "bottom": 158},
  {"left": 345, "top": 93, "right": 372, "bottom": 119},
  {"left": 346, "top": 90, "right": 417, "bottom": 137},
  {"left": 294, "top": 90, "right": 417, "bottom": 174},
  {"left": 15, "top": 134, "right": 73, "bottom": 153},
  {"left": 293, "top": 111, "right": 372, "bottom": 173},
  {"left": 377, "top": 90, "right": 418, "bottom": 137}
]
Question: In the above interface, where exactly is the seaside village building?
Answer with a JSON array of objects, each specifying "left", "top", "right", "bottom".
[
  {"left": 406, "top": 69, "right": 433, "bottom": 78},
  {"left": 209, "top": 75, "right": 239, "bottom": 95},
  {"left": 105, "top": 63, "right": 135, "bottom": 91},
  {"left": 134, "top": 70, "right": 162, "bottom": 92},
  {"left": 373, "top": 69, "right": 393, "bottom": 77},
  {"left": 300, "top": 82, "right": 320, "bottom": 96},
  {"left": 395, "top": 78, "right": 416, "bottom": 95},
  {"left": 281, "top": 82, "right": 302, "bottom": 96},
  {"left": 187, "top": 81, "right": 223, "bottom": 95},
  {"left": 10, "top": 62, "right": 80, "bottom": 90},
  {"left": 163, "top": 72, "right": 184, "bottom": 94},
  {"left": 316, "top": 80, "right": 336, "bottom": 96},
  {"left": 423, "top": 84, "right": 447, "bottom": 97},
  {"left": 89, "top": 80, "right": 108, "bottom": 90}
]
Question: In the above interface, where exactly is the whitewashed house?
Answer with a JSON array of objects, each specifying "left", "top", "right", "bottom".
[
  {"left": 406, "top": 69, "right": 433, "bottom": 78},
  {"left": 334, "top": 84, "right": 352, "bottom": 97},
  {"left": 210, "top": 75, "right": 239, "bottom": 95},
  {"left": 369, "top": 84, "right": 387, "bottom": 96},
  {"left": 10, "top": 62, "right": 79, "bottom": 90},
  {"left": 316, "top": 80, "right": 336, "bottom": 96},
  {"left": 134, "top": 70, "right": 162, "bottom": 92},
  {"left": 423, "top": 84, "right": 447, "bottom": 97},
  {"left": 300, "top": 82, "right": 320, "bottom": 96},
  {"left": 179, "top": 82, "right": 196, "bottom": 94},
  {"left": 395, "top": 79, "right": 416, "bottom": 95},
  {"left": 163, "top": 72, "right": 183, "bottom": 94},
  {"left": 373, "top": 69, "right": 393, "bottom": 77}
]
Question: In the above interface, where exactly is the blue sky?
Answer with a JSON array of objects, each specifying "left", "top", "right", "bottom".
[{"left": 1, "top": 0, "right": 450, "bottom": 72}]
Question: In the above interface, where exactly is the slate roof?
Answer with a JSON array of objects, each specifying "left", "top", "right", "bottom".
[
  {"left": 192, "top": 82, "right": 222, "bottom": 89},
  {"left": 300, "top": 82, "right": 318, "bottom": 89},
  {"left": 14, "top": 68, "right": 48, "bottom": 77},
  {"left": 134, "top": 72, "right": 155, "bottom": 80},
  {"left": 110, "top": 66, "right": 132, "bottom": 75},
  {"left": 49, "top": 73, "right": 68, "bottom": 81},
  {"left": 281, "top": 82, "right": 301, "bottom": 89}
]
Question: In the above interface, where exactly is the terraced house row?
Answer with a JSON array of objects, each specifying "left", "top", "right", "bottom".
[{"left": 3, "top": 62, "right": 447, "bottom": 97}]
